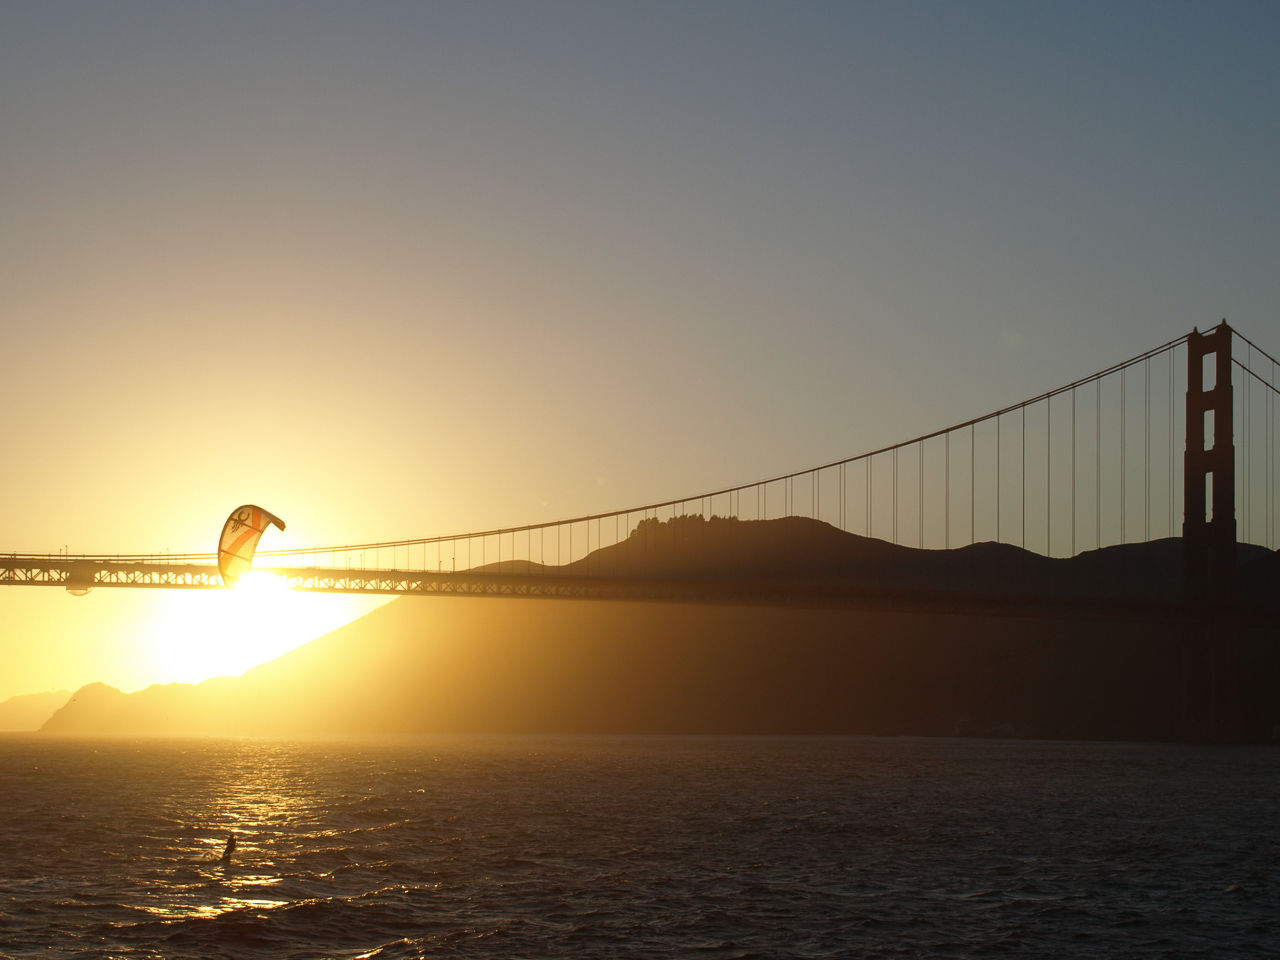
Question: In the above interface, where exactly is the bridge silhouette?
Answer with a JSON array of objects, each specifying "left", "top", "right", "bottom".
[{"left": 4, "top": 322, "right": 1277, "bottom": 610}]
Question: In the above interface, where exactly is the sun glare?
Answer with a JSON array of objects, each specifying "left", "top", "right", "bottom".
[{"left": 146, "top": 573, "right": 389, "bottom": 685}]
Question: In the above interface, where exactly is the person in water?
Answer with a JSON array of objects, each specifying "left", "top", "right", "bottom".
[{"left": 220, "top": 833, "right": 236, "bottom": 863}]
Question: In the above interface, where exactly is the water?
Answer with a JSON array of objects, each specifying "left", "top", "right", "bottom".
[{"left": 1, "top": 735, "right": 1277, "bottom": 959}]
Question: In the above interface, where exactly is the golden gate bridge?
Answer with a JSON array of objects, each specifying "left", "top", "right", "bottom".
[{"left": 4, "top": 321, "right": 1276, "bottom": 609}]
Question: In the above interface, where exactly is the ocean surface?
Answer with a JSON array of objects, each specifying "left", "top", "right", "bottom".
[{"left": 1, "top": 735, "right": 1277, "bottom": 959}]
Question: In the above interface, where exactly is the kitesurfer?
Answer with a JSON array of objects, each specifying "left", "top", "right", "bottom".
[{"left": 220, "top": 833, "right": 237, "bottom": 863}]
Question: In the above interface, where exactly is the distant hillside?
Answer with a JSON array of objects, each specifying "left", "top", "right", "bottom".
[
  {"left": 39, "top": 517, "right": 1280, "bottom": 741},
  {"left": 473, "top": 515, "right": 1278, "bottom": 607},
  {"left": 0, "top": 690, "right": 71, "bottom": 731}
]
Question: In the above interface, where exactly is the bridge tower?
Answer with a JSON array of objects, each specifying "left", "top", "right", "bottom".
[{"left": 1181, "top": 320, "right": 1240, "bottom": 739}]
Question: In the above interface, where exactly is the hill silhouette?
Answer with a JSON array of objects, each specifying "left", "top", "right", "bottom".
[
  {"left": 471, "top": 514, "right": 1277, "bottom": 607},
  {"left": 40, "top": 516, "right": 1280, "bottom": 740},
  {"left": 0, "top": 690, "right": 71, "bottom": 731}
]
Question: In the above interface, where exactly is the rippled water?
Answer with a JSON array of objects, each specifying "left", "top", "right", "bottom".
[{"left": 1, "top": 735, "right": 1278, "bottom": 958}]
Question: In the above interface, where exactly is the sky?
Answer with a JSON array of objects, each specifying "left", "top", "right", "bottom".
[{"left": 2, "top": 1, "right": 1278, "bottom": 700}]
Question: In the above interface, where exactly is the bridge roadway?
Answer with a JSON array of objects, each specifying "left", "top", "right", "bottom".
[{"left": 0, "top": 554, "right": 1201, "bottom": 624}]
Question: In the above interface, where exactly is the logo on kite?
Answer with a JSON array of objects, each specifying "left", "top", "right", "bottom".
[{"left": 218, "top": 504, "right": 285, "bottom": 587}]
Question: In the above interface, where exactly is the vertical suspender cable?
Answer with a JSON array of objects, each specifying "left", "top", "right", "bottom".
[
  {"left": 1071, "top": 386, "right": 1076, "bottom": 557},
  {"left": 1266, "top": 357, "right": 1272, "bottom": 546},
  {"left": 1021, "top": 405, "right": 1026, "bottom": 549},
  {"left": 970, "top": 423, "right": 975, "bottom": 546},
  {"left": 1169, "top": 348, "right": 1175, "bottom": 537},
  {"left": 1121, "top": 368, "right": 1127, "bottom": 543},
  {"left": 1047, "top": 395, "right": 1052, "bottom": 557},
  {"left": 996, "top": 413, "right": 1002, "bottom": 544},
  {"left": 1096, "top": 377, "right": 1102, "bottom": 549},
  {"left": 1240, "top": 355, "right": 1246, "bottom": 539},
  {"left": 918, "top": 440, "right": 924, "bottom": 548},
  {"left": 945, "top": 432, "right": 950, "bottom": 549},
  {"left": 1246, "top": 344, "right": 1252, "bottom": 540},
  {"left": 1144, "top": 357, "right": 1151, "bottom": 541},
  {"left": 893, "top": 448, "right": 899, "bottom": 544}
]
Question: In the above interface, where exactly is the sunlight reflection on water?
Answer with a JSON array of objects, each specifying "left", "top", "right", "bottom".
[{"left": 1, "top": 734, "right": 1278, "bottom": 958}]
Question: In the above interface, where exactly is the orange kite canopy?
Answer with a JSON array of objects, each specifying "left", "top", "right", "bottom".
[{"left": 217, "top": 505, "right": 286, "bottom": 587}]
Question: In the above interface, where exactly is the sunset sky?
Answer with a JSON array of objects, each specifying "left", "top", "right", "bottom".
[{"left": 2, "top": 2, "right": 1278, "bottom": 700}]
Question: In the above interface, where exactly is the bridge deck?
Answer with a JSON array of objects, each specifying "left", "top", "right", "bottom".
[{"left": 0, "top": 555, "right": 1205, "bottom": 623}]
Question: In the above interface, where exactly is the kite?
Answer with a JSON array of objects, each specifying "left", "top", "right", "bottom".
[{"left": 218, "top": 504, "right": 285, "bottom": 587}]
